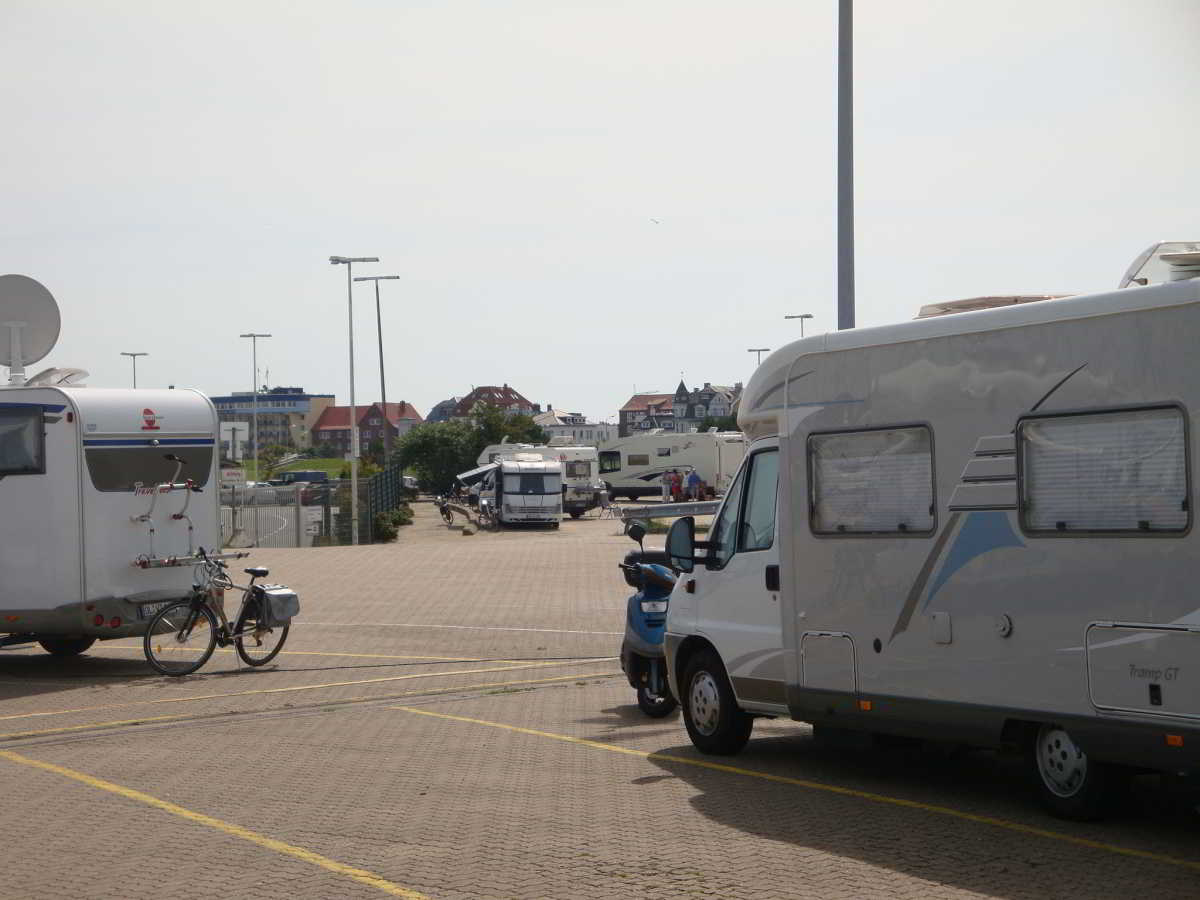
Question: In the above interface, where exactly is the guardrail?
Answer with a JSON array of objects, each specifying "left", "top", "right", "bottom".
[{"left": 620, "top": 500, "right": 720, "bottom": 520}]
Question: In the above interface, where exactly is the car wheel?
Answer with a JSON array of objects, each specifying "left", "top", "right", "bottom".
[{"left": 1029, "top": 722, "right": 1124, "bottom": 820}]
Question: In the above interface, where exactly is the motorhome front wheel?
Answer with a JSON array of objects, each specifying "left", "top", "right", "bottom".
[{"left": 681, "top": 649, "right": 753, "bottom": 755}]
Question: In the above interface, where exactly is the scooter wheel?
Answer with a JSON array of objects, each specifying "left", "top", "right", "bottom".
[{"left": 637, "top": 685, "right": 678, "bottom": 718}]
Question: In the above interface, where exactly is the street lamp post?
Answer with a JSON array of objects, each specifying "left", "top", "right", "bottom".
[
  {"left": 353, "top": 274, "right": 401, "bottom": 463},
  {"left": 329, "top": 255, "right": 379, "bottom": 546},
  {"left": 784, "top": 313, "right": 814, "bottom": 337},
  {"left": 120, "top": 352, "right": 147, "bottom": 388},
  {"left": 838, "top": 0, "right": 855, "bottom": 330},
  {"left": 239, "top": 333, "right": 271, "bottom": 483},
  {"left": 747, "top": 348, "right": 771, "bottom": 366}
]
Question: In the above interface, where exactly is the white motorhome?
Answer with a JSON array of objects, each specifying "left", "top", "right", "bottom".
[
  {"left": 478, "top": 439, "right": 603, "bottom": 517},
  {"left": 0, "top": 275, "right": 225, "bottom": 657},
  {"left": 478, "top": 454, "right": 563, "bottom": 527},
  {"left": 663, "top": 242, "right": 1200, "bottom": 819},
  {"left": 597, "top": 430, "right": 746, "bottom": 501}
]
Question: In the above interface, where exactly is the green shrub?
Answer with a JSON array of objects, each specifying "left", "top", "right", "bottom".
[{"left": 372, "top": 503, "right": 413, "bottom": 542}]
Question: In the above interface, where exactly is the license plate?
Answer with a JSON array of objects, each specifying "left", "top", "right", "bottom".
[{"left": 137, "top": 600, "right": 173, "bottom": 620}]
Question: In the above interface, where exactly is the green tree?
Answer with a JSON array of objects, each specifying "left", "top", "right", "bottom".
[
  {"left": 393, "top": 420, "right": 480, "bottom": 494},
  {"left": 697, "top": 415, "right": 739, "bottom": 433},
  {"left": 471, "top": 404, "right": 549, "bottom": 451},
  {"left": 257, "top": 444, "right": 290, "bottom": 480}
]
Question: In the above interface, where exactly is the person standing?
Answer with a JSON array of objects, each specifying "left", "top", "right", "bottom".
[
  {"left": 687, "top": 468, "right": 701, "bottom": 500},
  {"left": 661, "top": 470, "right": 671, "bottom": 502}
]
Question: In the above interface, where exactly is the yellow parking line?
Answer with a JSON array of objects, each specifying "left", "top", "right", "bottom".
[
  {"left": 0, "top": 657, "right": 616, "bottom": 724},
  {"left": 389, "top": 706, "right": 1200, "bottom": 875},
  {"left": 0, "top": 749, "right": 427, "bottom": 898},
  {"left": 88, "top": 644, "right": 499, "bottom": 662},
  {"left": 0, "top": 671, "right": 617, "bottom": 742}
]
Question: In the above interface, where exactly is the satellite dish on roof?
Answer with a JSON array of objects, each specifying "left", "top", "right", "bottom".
[{"left": 0, "top": 275, "right": 61, "bottom": 385}]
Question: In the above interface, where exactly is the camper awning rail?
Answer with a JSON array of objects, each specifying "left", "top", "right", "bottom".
[
  {"left": 134, "top": 550, "right": 250, "bottom": 569},
  {"left": 457, "top": 462, "right": 499, "bottom": 485},
  {"left": 620, "top": 501, "right": 720, "bottom": 520}
]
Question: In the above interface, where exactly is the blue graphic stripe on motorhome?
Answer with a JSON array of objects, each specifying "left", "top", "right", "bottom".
[
  {"left": 0, "top": 402, "right": 67, "bottom": 412},
  {"left": 82, "top": 438, "right": 216, "bottom": 447},
  {"left": 925, "top": 510, "right": 1025, "bottom": 606}
]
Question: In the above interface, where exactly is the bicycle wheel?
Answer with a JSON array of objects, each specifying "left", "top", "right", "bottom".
[
  {"left": 234, "top": 594, "right": 289, "bottom": 666},
  {"left": 144, "top": 600, "right": 218, "bottom": 676}
]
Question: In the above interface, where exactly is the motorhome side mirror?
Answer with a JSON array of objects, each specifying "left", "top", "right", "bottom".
[
  {"left": 625, "top": 520, "right": 646, "bottom": 550},
  {"left": 666, "top": 516, "right": 695, "bottom": 573}
]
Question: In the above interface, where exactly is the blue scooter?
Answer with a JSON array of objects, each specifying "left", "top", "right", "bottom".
[{"left": 618, "top": 522, "right": 679, "bottom": 717}]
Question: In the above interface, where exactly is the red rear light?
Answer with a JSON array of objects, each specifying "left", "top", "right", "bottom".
[
  {"left": 93, "top": 614, "right": 104, "bottom": 626},
  {"left": 109, "top": 617, "right": 121, "bottom": 628}
]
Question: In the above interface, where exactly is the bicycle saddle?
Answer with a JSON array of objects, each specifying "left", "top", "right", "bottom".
[{"left": 244, "top": 567, "right": 269, "bottom": 578}]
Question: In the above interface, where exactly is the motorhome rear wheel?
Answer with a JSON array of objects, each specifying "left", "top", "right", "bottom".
[
  {"left": 37, "top": 636, "right": 96, "bottom": 657},
  {"left": 1030, "top": 723, "right": 1126, "bottom": 821},
  {"left": 681, "top": 648, "right": 753, "bottom": 755}
]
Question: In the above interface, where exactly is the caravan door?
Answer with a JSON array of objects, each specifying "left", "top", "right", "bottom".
[{"left": 691, "top": 442, "right": 785, "bottom": 711}]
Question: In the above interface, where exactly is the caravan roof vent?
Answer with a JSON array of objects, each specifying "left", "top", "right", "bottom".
[
  {"left": 1119, "top": 241, "right": 1200, "bottom": 288},
  {"left": 916, "top": 295, "right": 1068, "bottom": 319}
]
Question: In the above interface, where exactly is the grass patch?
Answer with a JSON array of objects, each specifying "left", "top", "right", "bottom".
[{"left": 645, "top": 519, "right": 710, "bottom": 534}]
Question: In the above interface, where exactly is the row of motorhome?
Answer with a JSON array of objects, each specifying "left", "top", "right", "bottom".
[
  {"left": 660, "top": 241, "right": 1200, "bottom": 819},
  {"left": 478, "top": 439, "right": 602, "bottom": 517}
]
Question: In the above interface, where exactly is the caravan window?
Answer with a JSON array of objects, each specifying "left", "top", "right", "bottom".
[
  {"left": 503, "top": 474, "right": 559, "bottom": 495},
  {"left": 627, "top": 454, "right": 650, "bottom": 466},
  {"left": 564, "top": 460, "right": 591, "bottom": 478},
  {"left": 1019, "top": 406, "right": 1189, "bottom": 534},
  {"left": 656, "top": 447, "right": 671, "bottom": 457},
  {"left": 599, "top": 451, "right": 621, "bottom": 473},
  {"left": 0, "top": 408, "right": 45, "bottom": 475},
  {"left": 85, "top": 446, "right": 214, "bottom": 492},
  {"left": 809, "top": 426, "right": 935, "bottom": 535}
]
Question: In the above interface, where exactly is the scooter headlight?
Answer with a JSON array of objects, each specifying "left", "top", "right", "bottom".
[{"left": 640, "top": 599, "right": 668, "bottom": 613}]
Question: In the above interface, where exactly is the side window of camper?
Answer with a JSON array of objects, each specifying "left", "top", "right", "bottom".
[
  {"left": 708, "top": 465, "right": 746, "bottom": 568},
  {"left": 0, "top": 408, "right": 45, "bottom": 475},
  {"left": 1018, "top": 406, "right": 1189, "bottom": 535},
  {"left": 85, "top": 447, "right": 214, "bottom": 492},
  {"left": 599, "top": 451, "right": 621, "bottom": 473},
  {"left": 809, "top": 426, "right": 935, "bottom": 535},
  {"left": 656, "top": 447, "right": 671, "bottom": 457},
  {"left": 627, "top": 454, "right": 650, "bottom": 466},
  {"left": 565, "top": 460, "right": 591, "bottom": 478},
  {"left": 739, "top": 449, "right": 779, "bottom": 552}
]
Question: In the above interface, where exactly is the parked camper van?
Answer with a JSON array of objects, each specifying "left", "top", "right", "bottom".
[
  {"left": 478, "top": 454, "right": 563, "bottom": 526},
  {"left": 0, "top": 386, "right": 222, "bottom": 654},
  {"left": 597, "top": 430, "right": 746, "bottom": 501},
  {"left": 663, "top": 242, "right": 1200, "bottom": 819},
  {"left": 478, "top": 440, "right": 603, "bottom": 517}
]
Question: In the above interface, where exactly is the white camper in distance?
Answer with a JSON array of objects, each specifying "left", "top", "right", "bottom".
[
  {"left": 597, "top": 430, "right": 746, "bottom": 501},
  {"left": 662, "top": 242, "right": 1200, "bottom": 820},
  {"left": 478, "top": 438, "right": 603, "bottom": 517},
  {"left": 478, "top": 454, "right": 563, "bottom": 527}
]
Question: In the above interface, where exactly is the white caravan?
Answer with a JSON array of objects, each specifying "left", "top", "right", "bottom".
[
  {"left": 597, "top": 430, "right": 746, "bottom": 501},
  {"left": 478, "top": 439, "right": 603, "bottom": 517},
  {"left": 662, "top": 242, "right": 1200, "bottom": 819},
  {"left": 478, "top": 454, "right": 563, "bottom": 526},
  {"left": 1, "top": 275, "right": 224, "bottom": 656}
]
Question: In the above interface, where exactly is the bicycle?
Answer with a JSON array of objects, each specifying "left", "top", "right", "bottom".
[{"left": 143, "top": 548, "right": 297, "bottom": 676}]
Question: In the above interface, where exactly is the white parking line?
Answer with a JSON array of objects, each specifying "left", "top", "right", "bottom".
[{"left": 297, "top": 621, "right": 622, "bottom": 636}]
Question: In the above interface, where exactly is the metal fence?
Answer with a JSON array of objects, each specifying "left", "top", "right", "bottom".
[{"left": 220, "top": 464, "right": 411, "bottom": 548}]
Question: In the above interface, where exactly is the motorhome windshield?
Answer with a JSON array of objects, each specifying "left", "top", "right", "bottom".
[
  {"left": 503, "top": 474, "right": 560, "bottom": 495},
  {"left": 85, "top": 447, "right": 214, "bottom": 492}
]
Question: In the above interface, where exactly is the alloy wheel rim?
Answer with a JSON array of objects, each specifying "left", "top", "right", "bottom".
[
  {"left": 689, "top": 671, "right": 721, "bottom": 736},
  {"left": 1036, "top": 725, "right": 1088, "bottom": 797}
]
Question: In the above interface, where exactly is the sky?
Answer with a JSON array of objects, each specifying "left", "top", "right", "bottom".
[{"left": 3, "top": 0, "right": 1198, "bottom": 423}]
